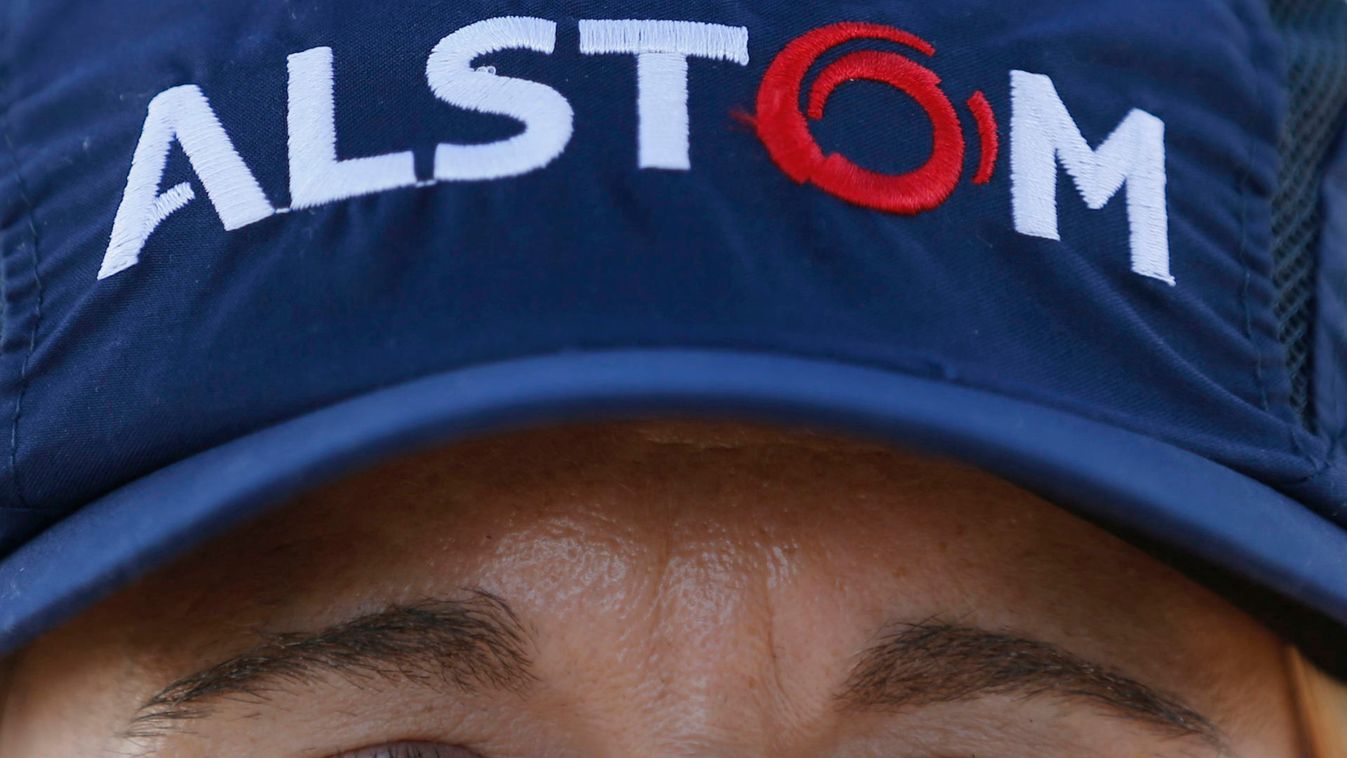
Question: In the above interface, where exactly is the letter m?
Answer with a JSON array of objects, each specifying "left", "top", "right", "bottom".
[{"left": 1010, "top": 70, "right": 1171, "bottom": 285}]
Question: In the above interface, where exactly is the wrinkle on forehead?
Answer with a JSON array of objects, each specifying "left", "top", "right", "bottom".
[{"left": 473, "top": 455, "right": 815, "bottom": 744}]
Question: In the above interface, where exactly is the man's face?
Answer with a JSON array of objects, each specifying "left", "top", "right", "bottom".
[{"left": 0, "top": 422, "right": 1301, "bottom": 756}]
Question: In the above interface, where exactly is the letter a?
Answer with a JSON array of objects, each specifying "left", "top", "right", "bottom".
[{"left": 100, "top": 85, "right": 273, "bottom": 280}]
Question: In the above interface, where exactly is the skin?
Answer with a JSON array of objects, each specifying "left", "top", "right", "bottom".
[{"left": 0, "top": 421, "right": 1304, "bottom": 757}]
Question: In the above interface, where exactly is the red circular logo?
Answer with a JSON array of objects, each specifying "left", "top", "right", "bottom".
[{"left": 754, "top": 23, "right": 998, "bottom": 214}]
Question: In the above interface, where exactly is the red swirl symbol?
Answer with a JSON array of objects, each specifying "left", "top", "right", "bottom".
[{"left": 754, "top": 22, "right": 997, "bottom": 214}]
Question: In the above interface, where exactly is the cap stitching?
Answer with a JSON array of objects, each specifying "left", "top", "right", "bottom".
[
  {"left": 1236, "top": 144, "right": 1273, "bottom": 417},
  {"left": 1233, "top": 0, "right": 1324, "bottom": 473},
  {"left": 0, "top": 56, "right": 41, "bottom": 512},
  {"left": 1283, "top": 423, "right": 1347, "bottom": 487}
]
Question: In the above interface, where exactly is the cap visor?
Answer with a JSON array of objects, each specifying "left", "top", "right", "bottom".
[{"left": 4, "top": 349, "right": 1346, "bottom": 655}]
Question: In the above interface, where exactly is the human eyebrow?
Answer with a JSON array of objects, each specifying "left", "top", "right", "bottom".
[
  {"left": 125, "top": 589, "right": 534, "bottom": 740},
  {"left": 838, "top": 621, "right": 1225, "bottom": 748}
]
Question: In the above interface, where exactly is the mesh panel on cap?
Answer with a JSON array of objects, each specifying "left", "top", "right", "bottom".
[{"left": 1267, "top": 0, "right": 1347, "bottom": 431}]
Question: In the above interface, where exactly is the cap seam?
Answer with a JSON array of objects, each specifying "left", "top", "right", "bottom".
[
  {"left": 1282, "top": 423, "right": 1347, "bottom": 510},
  {"left": 1236, "top": 137, "right": 1320, "bottom": 469},
  {"left": 1233, "top": 0, "right": 1324, "bottom": 473},
  {"left": 1237, "top": 136, "right": 1273, "bottom": 418},
  {"left": 0, "top": 16, "right": 41, "bottom": 512}
]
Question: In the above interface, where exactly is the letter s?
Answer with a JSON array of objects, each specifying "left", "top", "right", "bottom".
[{"left": 427, "top": 17, "right": 574, "bottom": 181}]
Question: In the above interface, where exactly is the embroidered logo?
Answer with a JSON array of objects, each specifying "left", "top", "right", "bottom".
[
  {"left": 96, "top": 18, "right": 1171, "bottom": 285},
  {"left": 752, "top": 23, "right": 999, "bottom": 216}
]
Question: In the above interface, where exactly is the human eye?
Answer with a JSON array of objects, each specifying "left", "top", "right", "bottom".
[{"left": 333, "top": 742, "right": 486, "bottom": 758}]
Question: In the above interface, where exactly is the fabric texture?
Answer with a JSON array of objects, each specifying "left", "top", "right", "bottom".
[{"left": 0, "top": 0, "right": 1343, "bottom": 668}]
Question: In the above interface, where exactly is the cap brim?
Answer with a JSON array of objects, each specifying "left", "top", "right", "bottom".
[{"left": 4, "top": 349, "right": 1346, "bottom": 657}]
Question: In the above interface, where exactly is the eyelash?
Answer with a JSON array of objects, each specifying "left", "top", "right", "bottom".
[{"left": 334, "top": 741, "right": 484, "bottom": 758}]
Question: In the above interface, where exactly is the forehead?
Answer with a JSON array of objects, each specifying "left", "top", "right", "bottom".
[{"left": 76, "top": 423, "right": 1237, "bottom": 656}]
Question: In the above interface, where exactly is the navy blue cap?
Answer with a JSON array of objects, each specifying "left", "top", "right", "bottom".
[{"left": 2, "top": 0, "right": 1346, "bottom": 662}]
